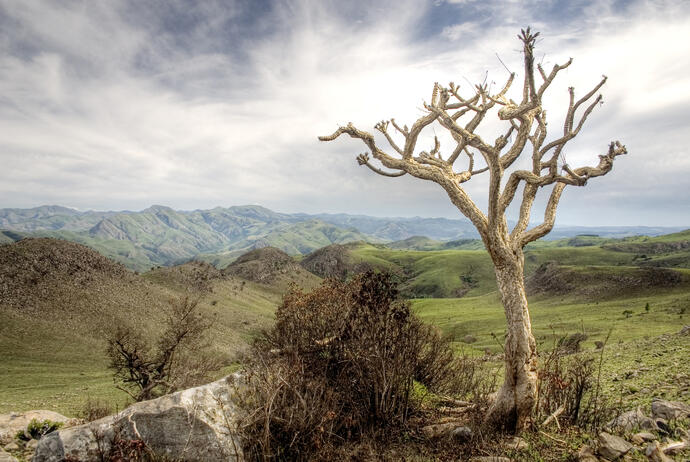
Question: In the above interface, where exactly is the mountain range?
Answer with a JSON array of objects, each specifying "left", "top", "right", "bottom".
[{"left": 1, "top": 204, "right": 685, "bottom": 271}]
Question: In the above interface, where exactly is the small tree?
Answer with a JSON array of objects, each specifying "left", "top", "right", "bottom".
[
  {"left": 319, "top": 28, "right": 626, "bottom": 432},
  {"left": 106, "top": 295, "right": 218, "bottom": 401}
]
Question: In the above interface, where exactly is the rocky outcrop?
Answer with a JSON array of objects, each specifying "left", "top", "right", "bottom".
[
  {"left": 606, "top": 407, "right": 657, "bottom": 432},
  {"left": 300, "top": 244, "right": 372, "bottom": 280},
  {"left": 32, "top": 375, "right": 244, "bottom": 462},
  {"left": 0, "top": 411, "right": 72, "bottom": 445}
]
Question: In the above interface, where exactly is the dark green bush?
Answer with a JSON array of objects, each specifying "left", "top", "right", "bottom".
[{"left": 15, "top": 418, "right": 63, "bottom": 441}]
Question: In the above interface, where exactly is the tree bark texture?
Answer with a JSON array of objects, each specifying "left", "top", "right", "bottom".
[{"left": 485, "top": 249, "right": 537, "bottom": 431}]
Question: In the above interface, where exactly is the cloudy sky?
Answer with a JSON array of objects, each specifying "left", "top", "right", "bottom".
[{"left": 1, "top": 0, "right": 689, "bottom": 226}]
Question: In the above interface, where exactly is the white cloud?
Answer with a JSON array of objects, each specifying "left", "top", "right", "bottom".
[{"left": 0, "top": 0, "right": 688, "bottom": 226}]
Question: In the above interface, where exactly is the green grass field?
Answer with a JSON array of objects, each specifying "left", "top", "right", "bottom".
[
  {"left": 413, "top": 286, "right": 690, "bottom": 355},
  {"left": 1, "top": 232, "right": 689, "bottom": 417}
]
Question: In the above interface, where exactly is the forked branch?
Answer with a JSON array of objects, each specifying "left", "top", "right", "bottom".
[{"left": 319, "top": 28, "right": 626, "bottom": 250}]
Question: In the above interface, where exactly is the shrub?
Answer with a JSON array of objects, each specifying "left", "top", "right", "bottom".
[
  {"left": 79, "top": 398, "right": 115, "bottom": 422},
  {"left": 237, "top": 272, "right": 467, "bottom": 460},
  {"left": 536, "top": 332, "right": 620, "bottom": 431},
  {"left": 15, "top": 418, "right": 63, "bottom": 441},
  {"left": 105, "top": 295, "right": 224, "bottom": 401}
]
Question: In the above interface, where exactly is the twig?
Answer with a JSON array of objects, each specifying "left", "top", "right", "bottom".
[
  {"left": 539, "top": 430, "right": 566, "bottom": 445},
  {"left": 542, "top": 404, "right": 564, "bottom": 428}
]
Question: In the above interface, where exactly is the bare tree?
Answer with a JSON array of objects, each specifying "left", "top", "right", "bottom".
[
  {"left": 106, "top": 295, "right": 218, "bottom": 401},
  {"left": 318, "top": 28, "right": 626, "bottom": 432}
]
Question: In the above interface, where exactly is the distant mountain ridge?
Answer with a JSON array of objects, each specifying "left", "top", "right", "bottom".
[{"left": 1, "top": 204, "right": 686, "bottom": 271}]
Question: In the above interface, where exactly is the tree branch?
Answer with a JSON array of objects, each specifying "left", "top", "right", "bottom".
[{"left": 357, "top": 153, "right": 406, "bottom": 177}]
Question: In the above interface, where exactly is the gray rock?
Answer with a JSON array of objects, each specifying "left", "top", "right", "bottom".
[
  {"left": 631, "top": 432, "right": 656, "bottom": 444},
  {"left": 577, "top": 445, "right": 598, "bottom": 462},
  {"left": 606, "top": 408, "right": 657, "bottom": 432},
  {"left": 0, "top": 411, "right": 70, "bottom": 445},
  {"left": 651, "top": 399, "right": 690, "bottom": 420},
  {"left": 451, "top": 426, "right": 473, "bottom": 442},
  {"left": 645, "top": 441, "right": 674, "bottom": 462},
  {"left": 679, "top": 325, "right": 690, "bottom": 335},
  {"left": 26, "top": 439, "right": 38, "bottom": 450},
  {"left": 598, "top": 432, "right": 633, "bottom": 460},
  {"left": 0, "top": 448, "right": 18, "bottom": 462},
  {"left": 655, "top": 418, "right": 671, "bottom": 434},
  {"left": 32, "top": 374, "right": 244, "bottom": 462}
]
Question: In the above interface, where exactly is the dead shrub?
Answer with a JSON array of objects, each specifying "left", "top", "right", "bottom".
[
  {"left": 536, "top": 332, "right": 620, "bottom": 431},
  {"left": 79, "top": 397, "right": 115, "bottom": 422},
  {"left": 237, "top": 271, "right": 467, "bottom": 461}
]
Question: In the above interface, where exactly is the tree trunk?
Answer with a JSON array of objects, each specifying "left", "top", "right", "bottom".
[{"left": 484, "top": 251, "right": 538, "bottom": 433}]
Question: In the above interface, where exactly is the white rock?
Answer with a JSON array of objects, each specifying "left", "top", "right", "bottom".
[{"left": 32, "top": 374, "right": 244, "bottom": 462}]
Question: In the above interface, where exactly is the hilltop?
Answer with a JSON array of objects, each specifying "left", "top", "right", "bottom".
[{"left": 224, "top": 246, "right": 321, "bottom": 290}]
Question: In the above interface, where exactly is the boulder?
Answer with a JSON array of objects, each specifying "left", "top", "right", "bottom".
[
  {"left": 32, "top": 374, "right": 244, "bottom": 462},
  {"left": 598, "top": 432, "right": 632, "bottom": 460},
  {"left": 651, "top": 399, "right": 690, "bottom": 420},
  {"left": 0, "top": 411, "right": 71, "bottom": 444},
  {"left": 451, "top": 426, "right": 473, "bottom": 442},
  {"left": 606, "top": 408, "right": 657, "bottom": 432}
]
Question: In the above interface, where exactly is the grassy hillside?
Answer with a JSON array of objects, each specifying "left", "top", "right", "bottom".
[
  {"left": 413, "top": 282, "right": 690, "bottom": 353},
  {"left": 341, "top": 230, "right": 690, "bottom": 298},
  {"left": 2, "top": 231, "right": 689, "bottom": 418},
  {"left": 0, "top": 238, "right": 316, "bottom": 415}
]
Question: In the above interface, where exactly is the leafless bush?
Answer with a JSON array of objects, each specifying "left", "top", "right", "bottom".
[
  {"left": 536, "top": 331, "right": 620, "bottom": 431},
  {"left": 105, "top": 295, "right": 223, "bottom": 401},
  {"left": 238, "top": 272, "right": 468, "bottom": 460},
  {"left": 79, "top": 398, "right": 115, "bottom": 422}
]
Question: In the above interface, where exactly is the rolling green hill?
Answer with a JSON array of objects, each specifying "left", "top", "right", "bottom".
[
  {"left": 1, "top": 232, "right": 689, "bottom": 417},
  {"left": 313, "top": 229, "right": 690, "bottom": 298},
  {"left": 0, "top": 238, "right": 319, "bottom": 415},
  {"left": 0, "top": 206, "right": 375, "bottom": 272},
  {"left": 2, "top": 205, "right": 686, "bottom": 273}
]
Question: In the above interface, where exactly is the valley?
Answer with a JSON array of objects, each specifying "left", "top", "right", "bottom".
[{"left": 1, "top": 224, "right": 689, "bottom": 417}]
